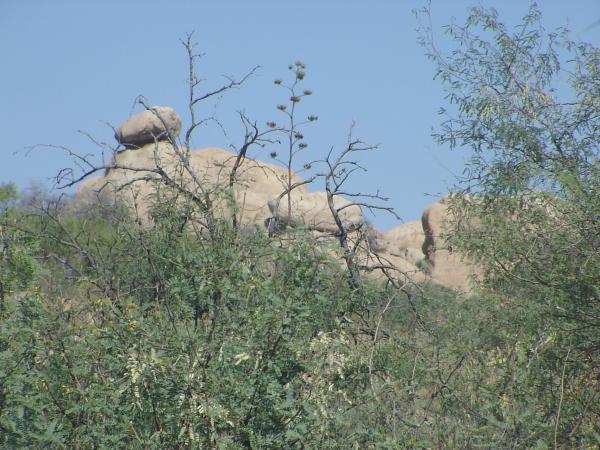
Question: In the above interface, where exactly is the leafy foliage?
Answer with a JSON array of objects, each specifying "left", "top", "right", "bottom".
[
  {"left": 1, "top": 4, "right": 599, "bottom": 447},
  {"left": 418, "top": 2, "right": 600, "bottom": 447}
]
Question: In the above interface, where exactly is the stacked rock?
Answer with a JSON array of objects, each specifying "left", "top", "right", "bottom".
[{"left": 114, "top": 106, "right": 182, "bottom": 148}]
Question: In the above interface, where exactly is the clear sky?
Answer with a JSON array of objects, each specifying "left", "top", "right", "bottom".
[{"left": 2, "top": 0, "right": 599, "bottom": 230}]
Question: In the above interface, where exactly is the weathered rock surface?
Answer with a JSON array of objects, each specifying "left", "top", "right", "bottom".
[
  {"left": 268, "top": 191, "right": 363, "bottom": 233},
  {"left": 79, "top": 143, "right": 307, "bottom": 226},
  {"left": 115, "top": 107, "right": 182, "bottom": 147},
  {"left": 421, "top": 198, "right": 477, "bottom": 292},
  {"left": 382, "top": 221, "right": 425, "bottom": 265}
]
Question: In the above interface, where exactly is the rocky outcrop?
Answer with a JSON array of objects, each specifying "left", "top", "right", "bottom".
[
  {"left": 79, "top": 142, "right": 306, "bottom": 227},
  {"left": 75, "top": 107, "right": 477, "bottom": 292},
  {"left": 268, "top": 191, "right": 363, "bottom": 233},
  {"left": 421, "top": 198, "right": 477, "bottom": 292},
  {"left": 382, "top": 221, "right": 425, "bottom": 265},
  {"left": 115, "top": 106, "right": 182, "bottom": 148}
]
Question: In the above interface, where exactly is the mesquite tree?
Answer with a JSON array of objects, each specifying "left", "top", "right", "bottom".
[{"left": 419, "top": 3, "right": 600, "bottom": 446}]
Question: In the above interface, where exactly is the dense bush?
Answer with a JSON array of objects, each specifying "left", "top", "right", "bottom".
[
  {"left": 2, "top": 181, "right": 597, "bottom": 448},
  {"left": 0, "top": 187, "right": 376, "bottom": 448},
  {"left": 418, "top": 2, "right": 600, "bottom": 447}
]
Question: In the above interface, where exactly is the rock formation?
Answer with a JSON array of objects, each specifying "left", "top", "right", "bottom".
[
  {"left": 79, "top": 143, "right": 307, "bottom": 227},
  {"left": 114, "top": 106, "right": 182, "bottom": 148},
  {"left": 268, "top": 191, "right": 363, "bottom": 234},
  {"left": 381, "top": 221, "right": 425, "bottom": 266},
  {"left": 75, "top": 107, "right": 476, "bottom": 292},
  {"left": 421, "top": 198, "right": 477, "bottom": 291}
]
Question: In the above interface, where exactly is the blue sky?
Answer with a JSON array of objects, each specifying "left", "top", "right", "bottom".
[{"left": 2, "top": 0, "right": 599, "bottom": 230}]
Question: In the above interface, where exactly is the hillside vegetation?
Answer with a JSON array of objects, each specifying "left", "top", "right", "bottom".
[{"left": 1, "top": 4, "right": 598, "bottom": 448}]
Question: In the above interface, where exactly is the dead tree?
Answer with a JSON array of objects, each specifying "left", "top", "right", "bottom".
[{"left": 321, "top": 123, "right": 400, "bottom": 289}]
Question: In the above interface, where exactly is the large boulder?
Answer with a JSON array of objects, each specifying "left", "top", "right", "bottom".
[
  {"left": 421, "top": 198, "right": 476, "bottom": 292},
  {"left": 76, "top": 142, "right": 308, "bottom": 227},
  {"left": 382, "top": 221, "right": 425, "bottom": 265},
  {"left": 115, "top": 106, "right": 182, "bottom": 148},
  {"left": 267, "top": 191, "right": 363, "bottom": 233}
]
